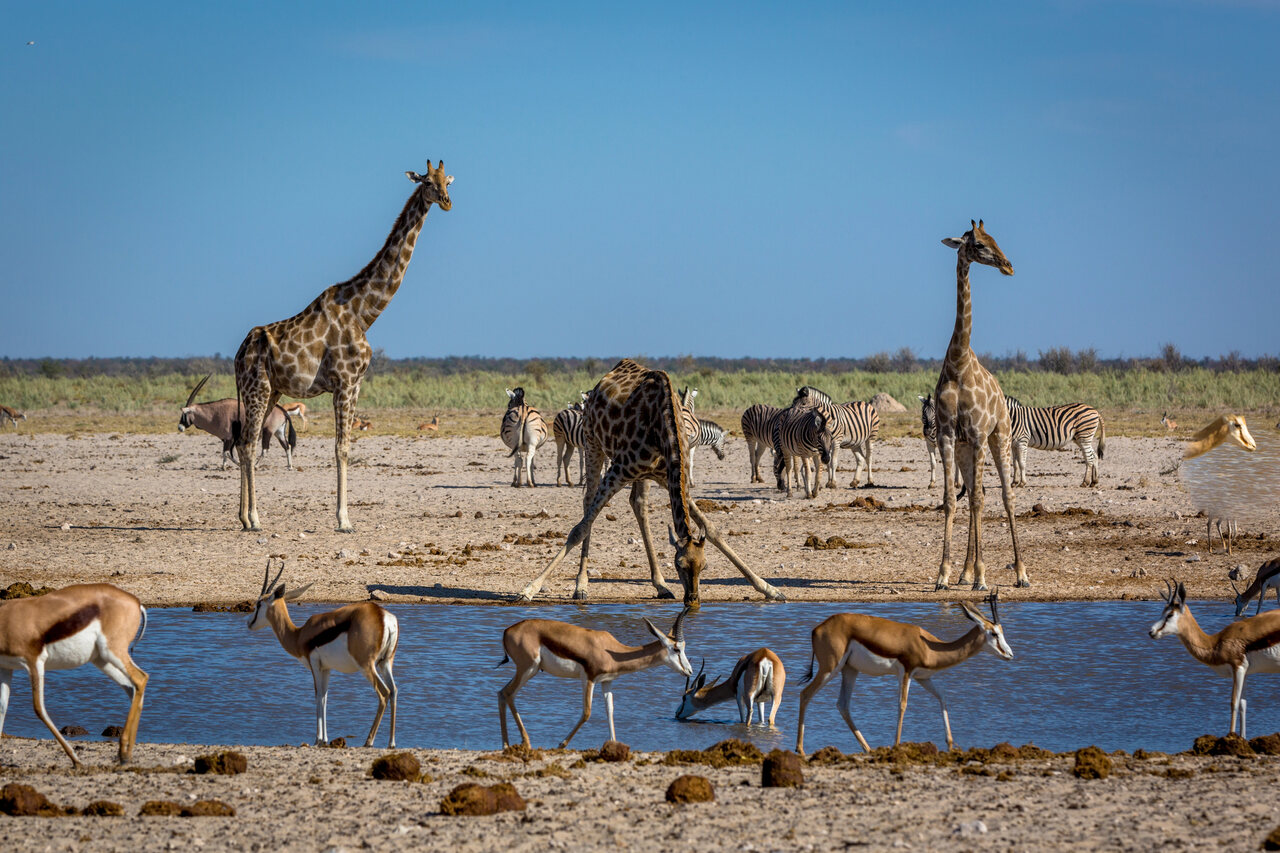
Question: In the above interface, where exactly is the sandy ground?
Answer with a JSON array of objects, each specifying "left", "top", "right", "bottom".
[
  {"left": 3, "top": 424, "right": 1280, "bottom": 849},
  {"left": 0, "top": 425, "right": 1275, "bottom": 608},
  {"left": 2, "top": 738, "right": 1280, "bottom": 852}
]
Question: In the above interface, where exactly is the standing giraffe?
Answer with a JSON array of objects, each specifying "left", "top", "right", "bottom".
[
  {"left": 934, "top": 220, "right": 1028, "bottom": 590},
  {"left": 233, "top": 162, "right": 452, "bottom": 531},
  {"left": 517, "top": 359, "right": 784, "bottom": 606}
]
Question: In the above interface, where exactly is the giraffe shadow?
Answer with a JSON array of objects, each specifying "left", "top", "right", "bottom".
[{"left": 368, "top": 583, "right": 508, "bottom": 602}]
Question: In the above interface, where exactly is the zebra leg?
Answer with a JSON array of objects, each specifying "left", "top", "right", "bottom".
[
  {"left": 630, "top": 480, "right": 675, "bottom": 600},
  {"left": 1077, "top": 436, "right": 1097, "bottom": 487},
  {"left": 863, "top": 439, "right": 874, "bottom": 486},
  {"left": 688, "top": 446, "right": 697, "bottom": 488},
  {"left": 926, "top": 439, "right": 937, "bottom": 489},
  {"left": 826, "top": 444, "right": 840, "bottom": 488}
]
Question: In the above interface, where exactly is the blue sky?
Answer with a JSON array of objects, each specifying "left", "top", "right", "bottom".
[{"left": 3, "top": 1, "right": 1277, "bottom": 360}]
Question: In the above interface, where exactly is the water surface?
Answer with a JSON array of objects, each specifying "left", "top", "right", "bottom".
[{"left": 2, "top": 600, "right": 1274, "bottom": 754}]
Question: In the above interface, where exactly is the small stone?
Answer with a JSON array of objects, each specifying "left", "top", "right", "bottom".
[
  {"left": 193, "top": 750, "right": 247, "bottom": 775},
  {"left": 599, "top": 740, "right": 630, "bottom": 762},
  {"left": 101, "top": 725, "right": 125, "bottom": 738},
  {"left": 298, "top": 533, "right": 307, "bottom": 540},
  {"left": 666, "top": 775, "right": 714, "bottom": 804},
  {"left": 336, "top": 549, "right": 352, "bottom": 559},
  {"left": 81, "top": 800, "right": 125, "bottom": 817},
  {"left": 256, "top": 537, "right": 268, "bottom": 545},
  {"left": 5, "top": 543, "right": 14, "bottom": 550},
  {"left": 60, "top": 523, "right": 71, "bottom": 531},
  {"left": 360, "top": 549, "right": 372, "bottom": 556},
  {"left": 370, "top": 752, "right": 421, "bottom": 781},
  {"left": 761, "top": 750, "right": 804, "bottom": 788},
  {"left": 474, "top": 511, "right": 484, "bottom": 519},
  {"left": 955, "top": 820, "right": 988, "bottom": 837},
  {"left": 1073, "top": 746, "right": 1112, "bottom": 779},
  {"left": 369, "top": 589, "right": 389, "bottom": 601}
]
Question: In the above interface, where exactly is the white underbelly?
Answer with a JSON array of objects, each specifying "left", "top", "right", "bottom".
[
  {"left": 0, "top": 654, "right": 30, "bottom": 672},
  {"left": 1247, "top": 647, "right": 1280, "bottom": 674},
  {"left": 43, "top": 623, "right": 103, "bottom": 670},
  {"left": 538, "top": 647, "right": 585, "bottom": 679},
  {"left": 311, "top": 637, "right": 360, "bottom": 674},
  {"left": 842, "top": 641, "right": 898, "bottom": 677}
]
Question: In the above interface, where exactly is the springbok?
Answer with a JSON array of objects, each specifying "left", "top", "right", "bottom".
[
  {"left": 281, "top": 402, "right": 308, "bottom": 429},
  {"left": 355, "top": 418, "right": 372, "bottom": 432},
  {"left": 1234, "top": 560, "right": 1280, "bottom": 617},
  {"left": 1149, "top": 579, "right": 1280, "bottom": 737},
  {"left": 417, "top": 415, "right": 440, "bottom": 431},
  {"left": 1183, "top": 414, "right": 1256, "bottom": 459},
  {"left": 0, "top": 583, "right": 148, "bottom": 768},
  {"left": 498, "top": 607, "right": 693, "bottom": 749},
  {"left": 676, "top": 648, "right": 786, "bottom": 727},
  {"left": 795, "top": 594, "right": 1012, "bottom": 756},
  {"left": 248, "top": 561, "right": 399, "bottom": 747},
  {"left": 1161, "top": 412, "right": 1178, "bottom": 431},
  {"left": 0, "top": 404, "right": 26, "bottom": 427}
]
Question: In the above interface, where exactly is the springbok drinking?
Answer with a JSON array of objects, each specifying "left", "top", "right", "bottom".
[{"left": 675, "top": 648, "right": 786, "bottom": 727}]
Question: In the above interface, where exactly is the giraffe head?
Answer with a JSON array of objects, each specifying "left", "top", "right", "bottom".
[
  {"left": 405, "top": 160, "right": 454, "bottom": 211},
  {"left": 669, "top": 526, "right": 708, "bottom": 605},
  {"left": 942, "top": 220, "right": 1014, "bottom": 276}
]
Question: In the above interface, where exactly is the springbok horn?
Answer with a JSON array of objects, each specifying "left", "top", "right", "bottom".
[
  {"left": 185, "top": 374, "right": 211, "bottom": 409},
  {"left": 987, "top": 587, "right": 1001, "bottom": 624},
  {"left": 686, "top": 657, "right": 706, "bottom": 693},
  {"left": 260, "top": 558, "right": 273, "bottom": 597},
  {"left": 266, "top": 558, "right": 285, "bottom": 597},
  {"left": 672, "top": 606, "right": 690, "bottom": 643}
]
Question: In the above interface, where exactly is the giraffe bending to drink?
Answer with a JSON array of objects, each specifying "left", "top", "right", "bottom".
[
  {"left": 234, "top": 162, "right": 452, "bottom": 531},
  {"left": 933, "top": 220, "right": 1028, "bottom": 591},
  {"left": 517, "top": 359, "right": 784, "bottom": 606}
]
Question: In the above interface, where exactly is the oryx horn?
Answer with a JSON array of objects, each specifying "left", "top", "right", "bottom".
[{"left": 185, "top": 374, "right": 211, "bottom": 409}]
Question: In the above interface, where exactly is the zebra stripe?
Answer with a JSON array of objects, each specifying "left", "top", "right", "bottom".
[
  {"left": 679, "top": 386, "right": 699, "bottom": 446},
  {"left": 741, "top": 404, "right": 782, "bottom": 483},
  {"left": 771, "top": 405, "right": 835, "bottom": 499},
  {"left": 918, "top": 393, "right": 964, "bottom": 491},
  {"left": 552, "top": 403, "right": 586, "bottom": 487},
  {"left": 687, "top": 418, "right": 727, "bottom": 487},
  {"left": 826, "top": 400, "right": 880, "bottom": 488},
  {"left": 792, "top": 386, "right": 833, "bottom": 408},
  {"left": 1004, "top": 395, "right": 1105, "bottom": 487},
  {"left": 501, "top": 387, "right": 547, "bottom": 487}
]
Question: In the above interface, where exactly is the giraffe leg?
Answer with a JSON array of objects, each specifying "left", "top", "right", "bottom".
[
  {"left": 521, "top": 452, "right": 618, "bottom": 601},
  {"left": 690, "top": 504, "right": 785, "bottom": 601},
  {"left": 630, "top": 480, "right": 675, "bottom": 600},
  {"left": 333, "top": 385, "right": 358, "bottom": 532},
  {"left": 990, "top": 429, "right": 1029, "bottom": 587},
  {"left": 956, "top": 441, "right": 977, "bottom": 586},
  {"left": 935, "top": 431, "right": 958, "bottom": 590},
  {"left": 238, "top": 392, "right": 272, "bottom": 532},
  {"left": 963, "top": 440, "right": 988, "bottom": 590}
]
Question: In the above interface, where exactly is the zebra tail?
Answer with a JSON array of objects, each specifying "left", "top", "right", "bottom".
[
  {"left": 507, "top": 410, "right": 527, "bottom": 458},
  {"left": 1097, "top": 419, "right": 1106, "bottom": 460}
]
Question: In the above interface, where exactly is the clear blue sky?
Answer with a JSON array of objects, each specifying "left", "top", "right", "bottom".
[{"left": 3, "top": 1, "right": 1277, "bottom": 360}]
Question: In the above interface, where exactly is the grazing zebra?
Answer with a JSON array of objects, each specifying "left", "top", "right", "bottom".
[
  {"left": 501, "top": 387, "right": 547, "bottom": 487},
  {"left": 827, "top": 401, "right": 880, "bottom": 488},
  {"left": 918, "top": 394, "right": 963, "bottom": 490},
  {"left": 1004, "top": 395, "right": 1105, "bottom": 487},
  {"left": 771, "top": 405, "right": 835, "bottom": 499},
  {"left": 552, "top": 402, "right": 586, "bottom": 487},
  {"left": 793, "top": 386, "right": 832, "bottom": 407},
  {"left": 688, "top": 418, "right": 728, "bottom": 487},
  {"left": 741, "top": 404, "right": 782, "bottom": 483}
]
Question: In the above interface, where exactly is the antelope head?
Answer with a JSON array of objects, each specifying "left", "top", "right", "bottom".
[
  {"left": 1223, "top": 415, "right": 1257, "bottom": 452},
  {"left": 1149, "top": 579, "right": 1187, "bottom": 639},
  {"left": 178, "top": 374, "right": 211, "bottom": 432},
  {"left": 643, "top": 606, "right": 693, "bottom": 678},
  {"left": 675, "top": 658, "right": 710, "bottom": 719},
  {"left": 248, "top": 558, "right": 315, "bottom": 631},
  {"left": 942, "top": 219, "right": 1015, "bottom": 276},
  {"left": 405, "top": 160, "right": 453, "bottom": 211},
  {"left": 959, "top": 590, "right": 1013, "bottom": 660}
]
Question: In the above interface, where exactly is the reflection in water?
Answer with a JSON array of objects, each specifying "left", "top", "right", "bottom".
[{"left": 3, "top": 600, "right": 1276, "bottom": 754}]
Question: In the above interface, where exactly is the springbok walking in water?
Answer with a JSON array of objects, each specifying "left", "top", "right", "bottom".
[
  {"left": 0, "top": 584, "right": 148, "bottom": 768},
  {"left": 248, "top": 561, "right": 399, "bottom": 747},
  {"left": 794, "top": 593, "right": 1012, "bottom": 756},
  {"left": 1233, "top": 559, "right": 1280, "bottom": 617},
  {"left": 1149, "top": 579, "right": 1280, "bottom": 738},
  {"left": 498, "top": 607, "right": 693, "bottom": 749},
  {"left": 676, "top": 648, "right": 786, "bottom": 727}
]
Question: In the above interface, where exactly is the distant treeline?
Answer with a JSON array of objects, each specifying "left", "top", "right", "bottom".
[{"left": 3, "top": 343, "right": 1278, "bottom": 380}]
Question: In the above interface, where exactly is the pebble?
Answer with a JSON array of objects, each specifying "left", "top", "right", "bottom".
[
  {"left": 5, "top": 543, "right": 14, "bottom": 550},
  {"left": 60, "top": 523, "right": 71, "bottom": 531},
  {"left": 955, "top": 820, "right": 988, "bottom": 837},
  {"left": 336, "top": 549, "right": 352, "bottom": 560},
  {"left": 298, "top": 533, "right": 307, "bottom": 540},
  {"left": 257, "top": 537, "right": 268, "bottom": 545}
]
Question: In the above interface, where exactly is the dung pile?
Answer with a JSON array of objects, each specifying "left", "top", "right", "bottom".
[
  {"left": 439, "top": 783, "right": 526, "bottom": 816},
  {"left": 762, "top": 750, "right": 804, "bottom": 788},
  {"left": 370, "top": 752, "right": 424, "bottom": 782},
  {"left": 1072, "top": 746, "right": 1112, "bottom": 779},
  {"left": 193, "top": 750, "right": 247, "bottom": 775},
  {"left": 663, "top": 738, "right": 763, "bottom": 768},
  {"left": 665, "top": 775, "right": 714, "bottom": 804},
  {"left": 1189, "top": 733, "right": 1255, "bottom": 757},
  {"left": 0, "top": 582, "right": 54, "bottom": 600}
]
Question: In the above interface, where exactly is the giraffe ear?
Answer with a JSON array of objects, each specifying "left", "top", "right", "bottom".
[
  {"left": 445, "top": 175, "right": 454, "bottom": 186},
  {"left": 942, "top": 237, "right": 964, "bottom": 249},
  {"left": 406, "top": 171, "right": 423, "bottom": 182}
]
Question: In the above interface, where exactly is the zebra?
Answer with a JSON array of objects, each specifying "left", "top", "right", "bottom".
[
  {"left": 919, "top": 394, "right": 964, "bottom": 491},
  {"left": 771, "top": 405, "right": 835, "bottom": 499},
  {"left": 501, "top": 387, "right": 547, "bottom": 487},
  {"left": 826, "top": 401, "right": 880, "bottom": 488},
  {"left": 688, "top": 418, "right": 727, "bottom": 487},
  {"left": 552, "top": 401, "right": 586, "bottom": 487},
  {"left": 678, "top": 386, "right": 699, "bottom": 447},
  {"left": 741, "top": 403, "right": 782, "bottom": 483},
  {"left": 793, "top": 386, "right": 832, "bottom": 407},
  {"left": 1004, "top": 395, "right": 1105, "bottom": 487}
]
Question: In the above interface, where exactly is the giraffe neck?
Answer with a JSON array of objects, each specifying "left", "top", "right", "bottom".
[
  {"left": 339, "top": 186, "right": 434, "bottom": 332},
  {"left": 945, "top": 255, "right": 973, "bottom": 369},
  {"left": 661, "top": 380, "right": 697, "bottom": 542}
]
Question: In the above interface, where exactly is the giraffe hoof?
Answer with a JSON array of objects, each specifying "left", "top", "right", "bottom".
[
  {"left": 934, "top": 583, "right": 950, "bottom": 592},
  {"left": 1016, "top": 579, "right": 1031, "bottom": 588},
  {"left": 336, "top": 526, "right": 355, "bottom": 534},
  {"left": 972, "top": 583, "right": 988, "bottom": 592},
  {"left": 655, "top": 588, "right": 676, "bottom": 600},
  {"left": 572, "top": 590, "right": 588, "bottom": 602}
]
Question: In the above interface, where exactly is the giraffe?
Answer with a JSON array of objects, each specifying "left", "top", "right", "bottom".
[
  {"left": 517, "top": 359, "right": 784, "bottom": 606},
  {"left": 233, "top": 161, "right": 453, "bottom": 532},
  {"left": 933, "top": 220, "right": 1029, "bottom": 591}
]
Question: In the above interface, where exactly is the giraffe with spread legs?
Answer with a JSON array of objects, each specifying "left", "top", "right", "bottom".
[
  {"left": 517, "top": 359, "right": 784, "bottom": 606},
  {"left": 233, "top": 161, "right": 452, "bottom": 531},
  {"left": 933, "top": 220, "right": 1029, "bottom": 591}
]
